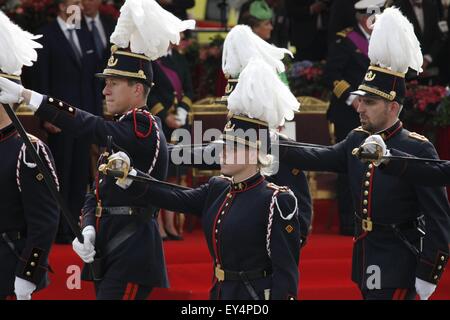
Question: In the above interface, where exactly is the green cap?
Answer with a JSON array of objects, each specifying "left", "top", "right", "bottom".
[{"left": 249, "top": 0, "right": 273, "bottom": 20}]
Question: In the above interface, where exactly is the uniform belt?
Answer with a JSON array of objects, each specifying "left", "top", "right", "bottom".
[
  {"left": 101, "top": 206, "right": 158, "bottom": 218},
  {"left": 355, "top": 214, "right": 421, "bottom": 233},
  {"left": 1, "top": 230, "right": 26, "bottom": 241},
  {"left": 214, "top": 265, "right": 272, "bottom": 282}
]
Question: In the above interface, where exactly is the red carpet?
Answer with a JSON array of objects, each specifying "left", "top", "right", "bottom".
[{"left": 33, "top": 229, "right": 450, "bottom": 300}]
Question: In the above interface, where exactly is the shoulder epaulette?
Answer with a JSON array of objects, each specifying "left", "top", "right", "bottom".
[
  {"left": 336, "top": 27, "right": 353, "bottom": 38},
  {"left": 353, "top": 126, "right": 371, "bottom": 134},
  {"left": 409, "top": 132, "right": 429, "bottom": 142},
  {"left": 25, "top": 133, "right": 40, "bottom": 144},
  {"left": 218, "top": 175, "right": 232, "bottom": 181},
  {"left": 267, "top": 182, "right": 290, "bottom": 192}
]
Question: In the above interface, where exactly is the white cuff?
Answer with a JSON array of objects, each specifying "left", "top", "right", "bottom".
[
  {"left": 424, "top": 54, "right": 433, "bottom": 64},
  {"left": 28, "top": 91, "right": 44, "bottom": 112}
]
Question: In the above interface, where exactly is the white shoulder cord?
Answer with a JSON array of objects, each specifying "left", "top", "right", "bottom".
[
  {"left": 265, "top": 189, "right": 298, "bottom": 258},
  {"left": 274, "top": 189, "right": 298, "bottom": 220}
]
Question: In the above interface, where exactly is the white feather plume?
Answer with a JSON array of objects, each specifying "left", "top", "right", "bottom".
[
  {"left": 110, "top": 0, "right": 195, "bottom": 60},
  {"left": 0, "top": 11, "right": 42, "bottom": 75},
  {"left": 227, "top": 58, "right": 300, "bottom": 128},
  {"left": 368, "top": 7, "right": 423, "bottom": 74},
  {"left": 222, "top": 25, "right": 292, "bottom": 78}
]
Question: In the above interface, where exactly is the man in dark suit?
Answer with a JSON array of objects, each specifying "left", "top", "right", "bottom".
[
  {"left": 393, "top": 0, "right": 443, "bottom": 74},
  {"left": 30, "top": 0, "right": 102, "bottom": 243},
  {"left": 327, "top": 0, "right": 357, "bottom": 43},
  {"left": 82, "top": 0, "right": 117, "bottom": 69}
]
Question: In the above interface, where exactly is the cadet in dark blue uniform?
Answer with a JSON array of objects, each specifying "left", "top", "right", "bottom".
[
  {"left": 169, "top": 144, "right": 312, "bottom": 247},
  {"left": 359, "top": 135, "right": 450, "bottom": 186},
  {"left": 277, "top": 8, "right": 450, "bottom": 300},
  {"left": 110, "top": 58, "right": 302, "bottom": 300},
  {"left": 0, "top": 13, "right": 59, "bottom": 301},
  {"left": 0, "top": 46, "right": 169, "bottom": 299},
  {"left": 0, "top": 0, "right": 197, "bottom": 299},
  {"left": 324, "top": 0, "right": 385, "bottom": 235},
  {"left": 0, "top": 92, "right": 59, "bottom": 301}
]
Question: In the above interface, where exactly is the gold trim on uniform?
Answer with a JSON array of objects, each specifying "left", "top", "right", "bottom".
[
  {"left": 181, "top": 96, "right": 193, "bottom": 108},
  {"left": 408, "top": 132, "right": 429, "bottom": 142},
  {"left": 333, "top": 80, "right": 351, "bottom": 98},
  {"left": 102, "top": 68, "right": 147, "bottom": 80},
  {"left": 336, "top": 27, "right": 353, "bottom": 38},
  {"left": 150, "top": 103, "right": 164, "bottom": 115},
  {"left": 0, "top": 73, "right": 21, "bottom": 81},
  {"left": 221, "top": 133, "right": 260, "bottom": 149},
  {"left": 368, "top": 65, "right": 405, "bottom": 78},
  {"left": 364, "top": 71, "right": 376, "bottom": 81},
  {"left": 358, "top": 84, "right": 397, "bottom": 101},
  {"left": 353, "top": 126, "right": 371, "bottom": 134},
  {"left": 232, "top": 114, "right": 268, "bottom": 127},
  {"left": 114, "top": 49, "right": 151, "bottom": 61}
]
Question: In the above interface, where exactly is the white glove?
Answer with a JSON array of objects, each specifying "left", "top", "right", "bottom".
[
  {"left": 175, "top": 107, "right": 188, "bottom": 126},
  {"left": 0, "top": 76, "right": 24, "bottom": 104},
  {"left": 106, "top": 151, "right": 135, "bottom": 189},
  {"left": 14, "top": 277, "right": 36, "bottom": 300},
  {"left": 72, "top": 226, "right": 96, "bottom": 263},
  {"left": 415, "top": 277, "right": 437, "bottom": 300},
  {"left": 116, "top": 168, "right": 137, "bottom": 189},
  {"left": 360, "top": 134, "right": 390, "bottom": 166}
]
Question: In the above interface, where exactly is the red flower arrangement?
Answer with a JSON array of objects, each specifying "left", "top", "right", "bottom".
[{"left": 406, "top": 81, "right": 447, "bottom": 112}]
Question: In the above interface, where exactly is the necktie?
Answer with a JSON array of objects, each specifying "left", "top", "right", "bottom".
[
  {"left": 67, "top": 28, "right": 82, "bottom": 64},
  {"left": 90, "top": 20, "right": 104, "bottom": 59}
]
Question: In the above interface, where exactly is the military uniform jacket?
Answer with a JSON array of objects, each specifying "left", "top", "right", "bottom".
[
  {"left": 280, "top": 121, "right": 450, "bottom": 289},
  {"left": 324, "top": 26, "right": 370, "bottom": 128},
  {"left": 135, "top": 172, "right": 301, "bottom": 300},
  {"left": 0, "top": 124, "right": 59, "bottom": 296},
  {"left": 170, "top": 145, "right": 312, "bottom": 245},
  {"left": 34, "top": 96, "right": 169, "bottom": 287},
  {"left": 267, "top": 162, "right": 312, "bottom": 246},
  {"left": 382, "top": 148, "right": 450, "bottom": 186},
  {"left": 148, "top": 51, "right": 194, "bottom": 128}
]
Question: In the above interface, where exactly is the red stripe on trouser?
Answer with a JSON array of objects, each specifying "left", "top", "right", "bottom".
[
  {"left": 122, "top": 283, "right": 133, "bottom": 300},
  {"left": 129, "top": 284, "right": 138, "bottom": 300},
  {"left": 398, "top": 289, "right": 408, "bottom": 300},
  {"left": 392, "top": 288, "right": 402, "bottom": 300},
  {"left": 5, "top": 295, "right": 16, "bottom": 300}
]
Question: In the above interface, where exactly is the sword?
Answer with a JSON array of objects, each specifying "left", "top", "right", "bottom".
[
  {"left": 167, "top": 140, "right": 329, "bottom": 151},
  {"left": 352, "top": 147, "right": 448, "bottom": 164},
  {"left": 98, "top": 163, "right": 192, "bottom": 191}
]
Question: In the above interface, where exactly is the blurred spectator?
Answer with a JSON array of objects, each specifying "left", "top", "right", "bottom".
[
  {"left": 30, "top": 0, "right": 102, "bottom": 243},
  {"left": 285, "top": 0, "right": 330, "bottom": 61},
  {"left": 267, "top": 0, "right": 290, "bottom": 47},
  {"left": 81, "top": 0, "right": 117, "bottom": 69},
  {"left": 327, "top": 0, "right": 357, "bottom": 44},
  {"left": 394, "top": 0, "right": 444, "bottom": 78},
  {"left": 238, "top": 0, "right": 274, "bottom": 41},
  {"left": 436, "top": 0, "right": 450, "bottom": 84},
  {"left": 147, "top": 42, "right": 194, "bottom": 240}
]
